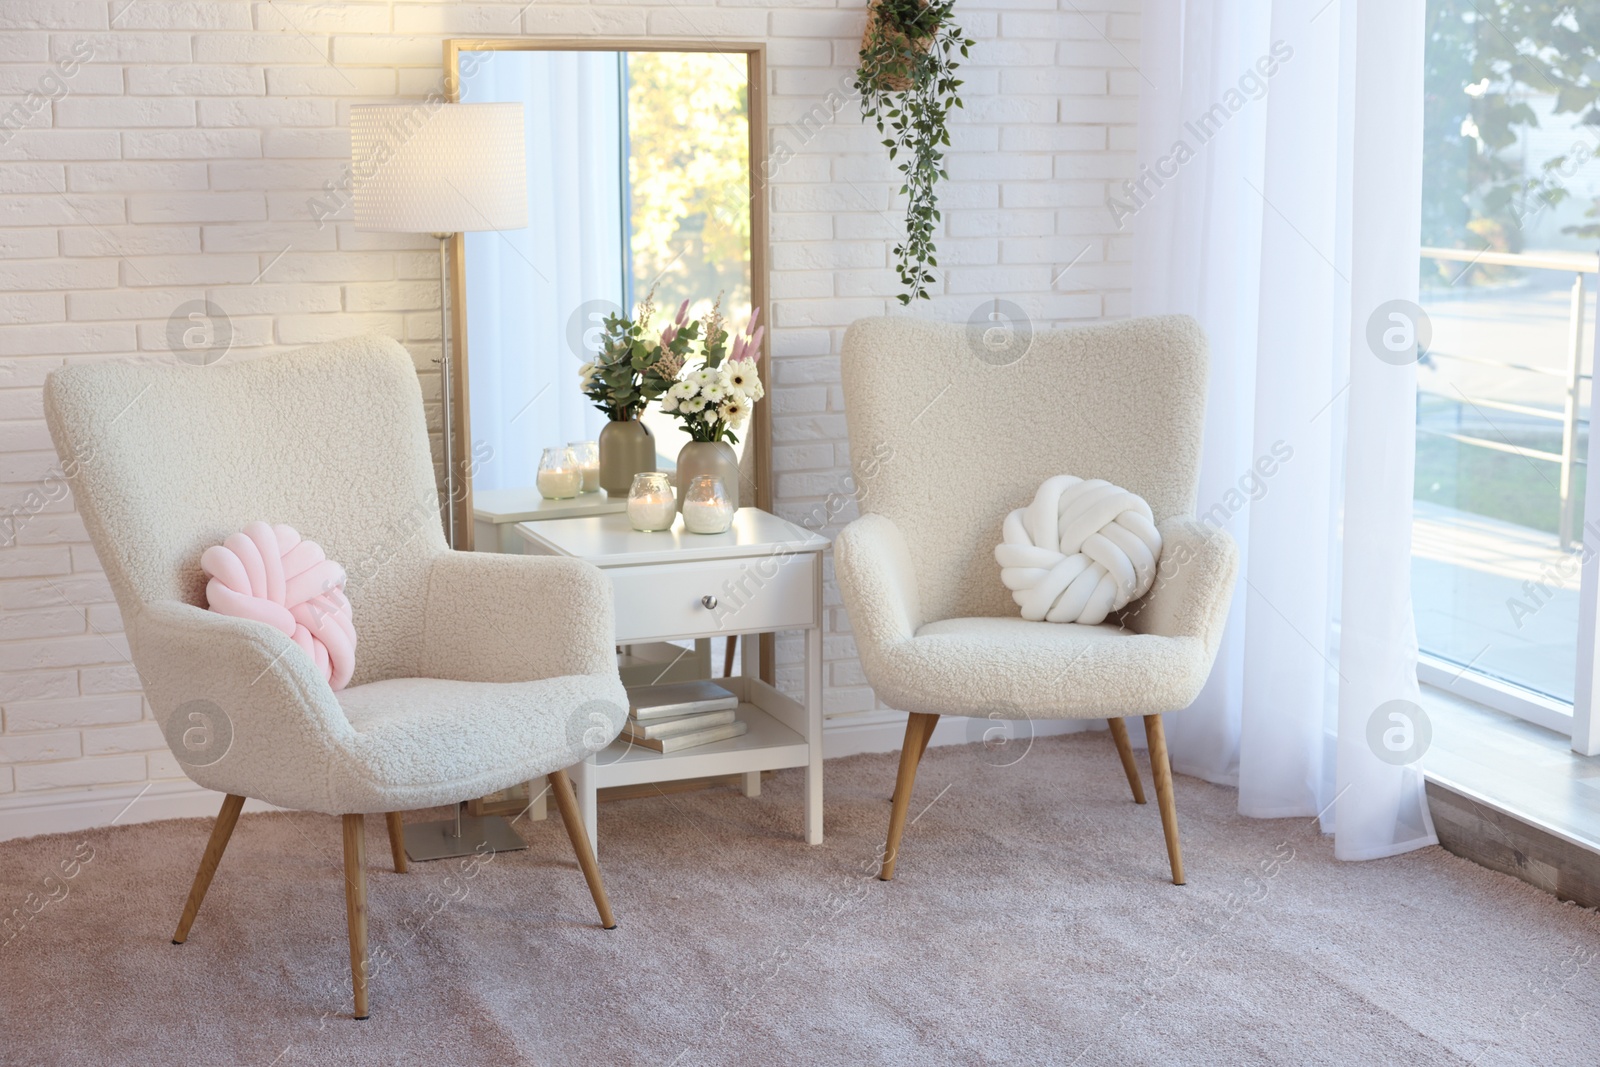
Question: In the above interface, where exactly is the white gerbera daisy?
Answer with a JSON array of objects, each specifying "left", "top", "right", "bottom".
[{"left": 718, "top": 399, "right": 746, "bottom": 425}]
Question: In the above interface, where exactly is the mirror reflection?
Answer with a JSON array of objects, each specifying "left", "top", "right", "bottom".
[{"left": 458, "top": 49, "right": 754, "bottom": 494}]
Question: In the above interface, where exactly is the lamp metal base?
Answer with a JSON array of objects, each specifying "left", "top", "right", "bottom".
[{"left": 403, "top": 813, "right": 528, "bottom": 862}]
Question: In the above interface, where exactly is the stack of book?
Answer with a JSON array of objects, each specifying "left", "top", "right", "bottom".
[{"left": 620, "top": 680, "right": 747, "bottom": 752}]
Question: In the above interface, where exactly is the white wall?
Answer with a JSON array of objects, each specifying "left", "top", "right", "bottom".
[{"left": 0, "top": 0, "right": 1138, "bottom": 839}]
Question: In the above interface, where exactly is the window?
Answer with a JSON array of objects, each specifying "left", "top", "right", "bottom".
[{"left": 1414, "top": 2, "right": 1600, "bottom": 747}]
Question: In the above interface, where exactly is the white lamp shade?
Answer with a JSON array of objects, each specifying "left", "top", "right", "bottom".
[{"left": 350, "top": 102, "right": 528, "bottom": 234}]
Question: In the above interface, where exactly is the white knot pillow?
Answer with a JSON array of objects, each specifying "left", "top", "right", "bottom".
[{"left": 994, "top": 475, "right": 1163, "bottom": 625}]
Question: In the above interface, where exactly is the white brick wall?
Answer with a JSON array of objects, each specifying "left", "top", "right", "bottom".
[{"left": 0, "top": 0, "right": 1138, "bottom": 834}]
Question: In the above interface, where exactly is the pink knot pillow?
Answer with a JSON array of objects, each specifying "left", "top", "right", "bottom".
[{"left": 201, "top": 522, "right": 357, "bottom": 691}]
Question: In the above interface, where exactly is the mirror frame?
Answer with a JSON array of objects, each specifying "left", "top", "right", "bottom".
[{"left": 443, "top": 38, "right": 772, "bottom": 549}]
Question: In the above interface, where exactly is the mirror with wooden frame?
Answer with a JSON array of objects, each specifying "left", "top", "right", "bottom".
[{"left": 442, "top": 39, "right": 770, "bottom": 548}]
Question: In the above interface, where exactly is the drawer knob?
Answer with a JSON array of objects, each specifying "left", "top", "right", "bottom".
[{"left": 701, "top": 595, "right": 718, "bottom": 610}]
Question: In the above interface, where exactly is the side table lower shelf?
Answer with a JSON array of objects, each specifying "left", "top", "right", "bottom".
[{"left": 569, "top": 673, "right": 823, "bottom": 856}]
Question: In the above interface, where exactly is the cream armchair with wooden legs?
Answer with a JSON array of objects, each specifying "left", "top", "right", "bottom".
[
  {"left": 835, "top": 316, "right": 1238, "bottom": 886},
  {"left": 44, "top": 336, "right": 628, "bottom": 1019}
]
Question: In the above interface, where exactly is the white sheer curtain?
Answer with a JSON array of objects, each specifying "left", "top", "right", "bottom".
[
  {"left": 459, "top": 51, "right": 624, "bottom": 492},
  {"left": 1132, "top": 0, "right": 1437, "bottom": 858}
]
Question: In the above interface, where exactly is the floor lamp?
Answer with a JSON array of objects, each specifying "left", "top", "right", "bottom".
[
  {"left": 349, "top": 101, "right": 530, "bottom": 860},
  {"left": 349, "top": 101, "right": 528, "bottom": 550}
]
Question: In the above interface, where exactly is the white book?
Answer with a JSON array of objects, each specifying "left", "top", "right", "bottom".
[
  {"left": 626, "top": 709, "right": 737, "bottom": 740},
  {"left": 627, "top": 680, "right": 739, "bottom": 722},
  {"left": 620, "top": 719, "right": 748, "bottom": 753}
]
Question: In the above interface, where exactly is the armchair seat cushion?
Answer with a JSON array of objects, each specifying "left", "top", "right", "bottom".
[
  {"left": 872, "top": 616, "right": 1211, "bottom": 720},
  {"left": 331, "top": 673, "right": 627, "bottom": 814}
]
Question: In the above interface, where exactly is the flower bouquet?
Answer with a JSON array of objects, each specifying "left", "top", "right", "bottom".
[
  {"left": 658, "top": 300, "right": 764, "bottom": 513},
  {"left": 659, "top": 303, "right": 765, "bottom": 445},
  {"left": 578, "top": 288, "right": 699, "bottom": 420},
  {"left": 578, "top": 288, "right": 705, "bottom": 497}
]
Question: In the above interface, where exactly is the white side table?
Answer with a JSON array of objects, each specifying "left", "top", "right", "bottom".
[
  {"left": 517, "top": 508, "right": 828, "bottom": 853},
  {"left": 471, "top": 486, "right": 624, "bottom": 554}
]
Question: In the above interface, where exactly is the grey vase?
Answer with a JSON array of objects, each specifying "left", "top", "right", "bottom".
[
  {"left": 598, "top": 418, "right": 656, "bottom": 499},
  {"left": 675, "top": 440, "right": 740, "bottom": 512}
]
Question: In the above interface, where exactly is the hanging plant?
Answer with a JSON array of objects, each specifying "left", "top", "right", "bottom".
[{"left": 854, "top": 0, "right": 974, "bottom": 304}]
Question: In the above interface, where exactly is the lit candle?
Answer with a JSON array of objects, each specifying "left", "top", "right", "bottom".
[
  {"left": 569, "top": 440, "right": 600, "bottom": 493},
  {"left": 682, "top": 497, "right": 735, "bottom": 535},
  {"left": 627, "top": 472, "right": 677, "bottom": 531},
  {"left": 680, "top": 474, "right": 734, "bottom": 535},
  {"left": 537, "top": 465, "right": 580, "bottom": 499}
]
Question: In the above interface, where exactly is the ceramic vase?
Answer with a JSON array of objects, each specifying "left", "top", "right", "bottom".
[
  {"left": 675, "top": 440, "right": 739, "bottom": 512},
  {"left": 598, "top": 418, "right": 656, "bottom": 499}
]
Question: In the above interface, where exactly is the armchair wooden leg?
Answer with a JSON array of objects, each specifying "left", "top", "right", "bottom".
[
  {"left": 1107, "top": 718, "right": 1147, "bottom": 805},
  {"left": 548, "top": 769, "right": 617, "bottom": 929},
  {"left": 384, "top": 813, "right": 408, "bottom": 873},
  {"left": 880, "top": 712, "right": 939, "bottom": 881},
  {"left": 342, "top": 814, "right": 371, "bottom": 1020},
  {"left": 1142, "top": 714, "right": 1185, "bottom": 885},
  {"left": 916, "top": 714, "right": 937, "bottom": 763},
  {"left": 172, "top": 793, "right": 245, "bottom": 944}
]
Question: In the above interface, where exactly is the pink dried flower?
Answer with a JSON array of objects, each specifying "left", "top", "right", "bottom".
[{"left": 732, "top": 324, "right": 764, "bottom": 362}]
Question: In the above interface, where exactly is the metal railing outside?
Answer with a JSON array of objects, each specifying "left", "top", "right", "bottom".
[{"left": 1418, "top": 246, "right": 1597, "bottom": 549}]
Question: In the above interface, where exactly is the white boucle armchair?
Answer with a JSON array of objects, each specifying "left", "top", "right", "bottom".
[
  {"left": 44, "top": 336, "right": 627, "bottom": 1019},
  {"left": 835, "top": 316, "right": 1238, "bottom": 886}
]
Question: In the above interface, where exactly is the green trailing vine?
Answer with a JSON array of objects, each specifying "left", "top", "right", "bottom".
[{"left": 854, "top": 0, "right": 974, "bottom": 304}]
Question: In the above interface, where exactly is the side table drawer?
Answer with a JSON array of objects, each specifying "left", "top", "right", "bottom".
[{"left": 606, "top": 552, "right": 819, "bottom": 642}]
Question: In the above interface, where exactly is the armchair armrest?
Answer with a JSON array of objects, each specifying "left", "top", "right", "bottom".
[
  {"left": 419, "top": 551, "right": 618, "bottom": 684},
  {"left": 1119, "top": 518, "right": 1239, "bottom": 654},
  {"left": 834, "top": 513, "right": 924, "bottom": 654},
  {"left": 128, "top": 600, "right": 353, "bottom": 811}
]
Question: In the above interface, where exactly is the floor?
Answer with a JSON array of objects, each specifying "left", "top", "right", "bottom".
[{"left": 4, "top": 733, "right": 1600, "bottom": 1066}]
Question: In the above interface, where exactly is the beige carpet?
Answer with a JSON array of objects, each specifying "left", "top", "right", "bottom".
[{"left": 3, "top": 733, "right": 1599, "bottom": 1066}]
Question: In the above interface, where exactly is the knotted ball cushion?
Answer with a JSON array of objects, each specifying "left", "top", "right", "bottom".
[
  {"left": 201, "top": 521, "right": 357, "bottom": 691},
  {"left": 994, "top": 475, "right": 1163, "bottom": 625}
]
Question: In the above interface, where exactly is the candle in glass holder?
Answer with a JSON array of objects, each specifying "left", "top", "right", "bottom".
[
  {"left": 537, "top": 446, "right": 580, "bottom": 499},
  {"left": 569, "top": 440, "right": 600, "bottom": 493},
  {"left": 681, "top": 475, "right": 735, "bottom": 534},
  {"left": 627, "top": 472, "right": 677, "bottom": 531}
]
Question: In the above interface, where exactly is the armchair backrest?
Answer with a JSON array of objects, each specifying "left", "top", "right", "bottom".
[
  {"left": 44, "top": 336, "right": 446, "bottom": 686},
  {"left": 840, "top": 315, "right": 1209, "bottom": 624}
]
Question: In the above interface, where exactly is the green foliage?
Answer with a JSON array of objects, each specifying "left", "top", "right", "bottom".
[
  {"left": 1424, "top": 2, "right": 1600, "bottom": 262},
  {"left": 580, "top": 293, "right": 699, "bottom": 421},
  {"left": 854, "top": 0, "right": 975, "bottom": 304},
  {"left": 625, "top": 52, "right": 752, "bottom": 319}
]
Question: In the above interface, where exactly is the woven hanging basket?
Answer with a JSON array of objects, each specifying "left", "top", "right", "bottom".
[{"left": 860, "top": 0, "right": 936, "bottom": 92}]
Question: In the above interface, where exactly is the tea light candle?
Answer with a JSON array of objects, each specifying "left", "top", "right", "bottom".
[
  {"left": 569, "top": 440, "right": 600, "bottom": 493},
  {"left": 537, "top": 465, "right": 580, "bottom": 499},
  {"left": 627, "top": 473, "right": 677, "bottom": 532},
  {"left": 682, "top": 497, "right": 735, "bottom": 535},
  {"left": 680, "top": 474, "right": 735, "bottom": 535}
]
